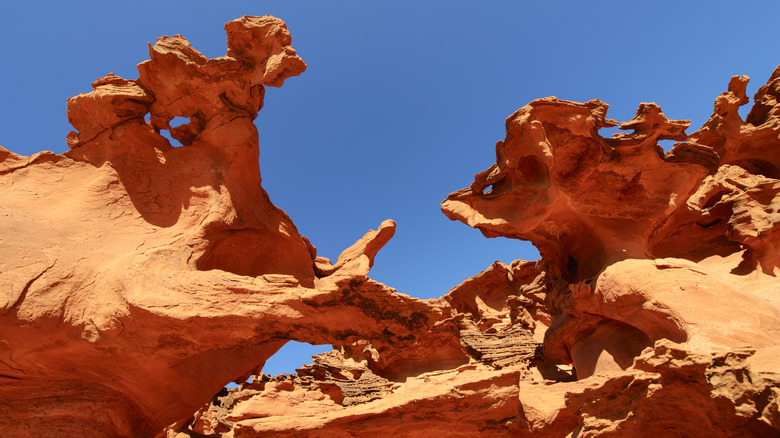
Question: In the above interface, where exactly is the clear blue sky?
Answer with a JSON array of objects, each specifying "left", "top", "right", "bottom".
[{"left": 2, "top": 1, "right": 779, "bottom": 375}]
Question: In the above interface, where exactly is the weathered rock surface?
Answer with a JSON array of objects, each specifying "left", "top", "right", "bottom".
[
  {"left": 2, "top": 14, "right": 779, "bottom": 438},
  {"left": 166, "top": 259, "right": 569, "bottom": 437},
  {"left": 0, "top": 16, "right": 446, "bottom": 437},
  {"left": 439, "top": 64, "right": 780, "bottom": 435},
  {"left": 169, "top": 64, "right": 780, "bottom": 437}
]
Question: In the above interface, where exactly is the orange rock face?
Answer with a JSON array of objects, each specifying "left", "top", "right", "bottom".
[
  {"left": 439, "top": 64, "right": 780, "bottom": 435},
  {"left": 2, "top": 15, "right": 780, "bottom": 438},
  {"left": 0, "top": 16, "right": 445, "bottom": 436}
]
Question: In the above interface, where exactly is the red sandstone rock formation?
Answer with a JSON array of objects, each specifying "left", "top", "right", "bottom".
[
  {"left": 167, "top": 66, "right": 780, "bottom": 436},
  {"left": 1, "top": 15, "right": 779, "bottom": 438},
  {"left": 0, "top": 16, "right": 446, "bottom": 437}
]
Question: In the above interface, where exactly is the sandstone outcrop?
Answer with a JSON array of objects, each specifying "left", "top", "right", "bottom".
[
  {"left": 1, "top": 15, "right": 779, "bottom": 438},
  {"left": 440, "top": 64, "right": 780, "bottom": 434},
  {"left": 169, "top": 65, "right": 780, "bottom": 436},
  {"left": 0, "top": 16, "right": 446, "bottom": 437},
  {"left": 166, "top": 260, "right": 563, "bottom": 437}
]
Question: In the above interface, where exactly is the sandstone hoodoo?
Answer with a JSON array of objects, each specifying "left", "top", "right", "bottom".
[{"left": 1, "top": 15, "right": 779, "bottom": 438}]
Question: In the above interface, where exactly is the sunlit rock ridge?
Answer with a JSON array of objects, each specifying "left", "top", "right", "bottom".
[{"left": 0, "top": 15, "right": 778, "bottom": 438}]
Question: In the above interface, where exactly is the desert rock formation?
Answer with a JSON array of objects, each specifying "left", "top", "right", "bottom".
[
  {"left": 1, "top": 15, "right": 779, "bottom": 438},
  {"left": 0, "top": 16, "right": 446, "bottom": 436}
]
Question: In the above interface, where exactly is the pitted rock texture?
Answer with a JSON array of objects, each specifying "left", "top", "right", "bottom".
[{"left": 1, "top": 14, "right": 780, "bottom": 438}]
